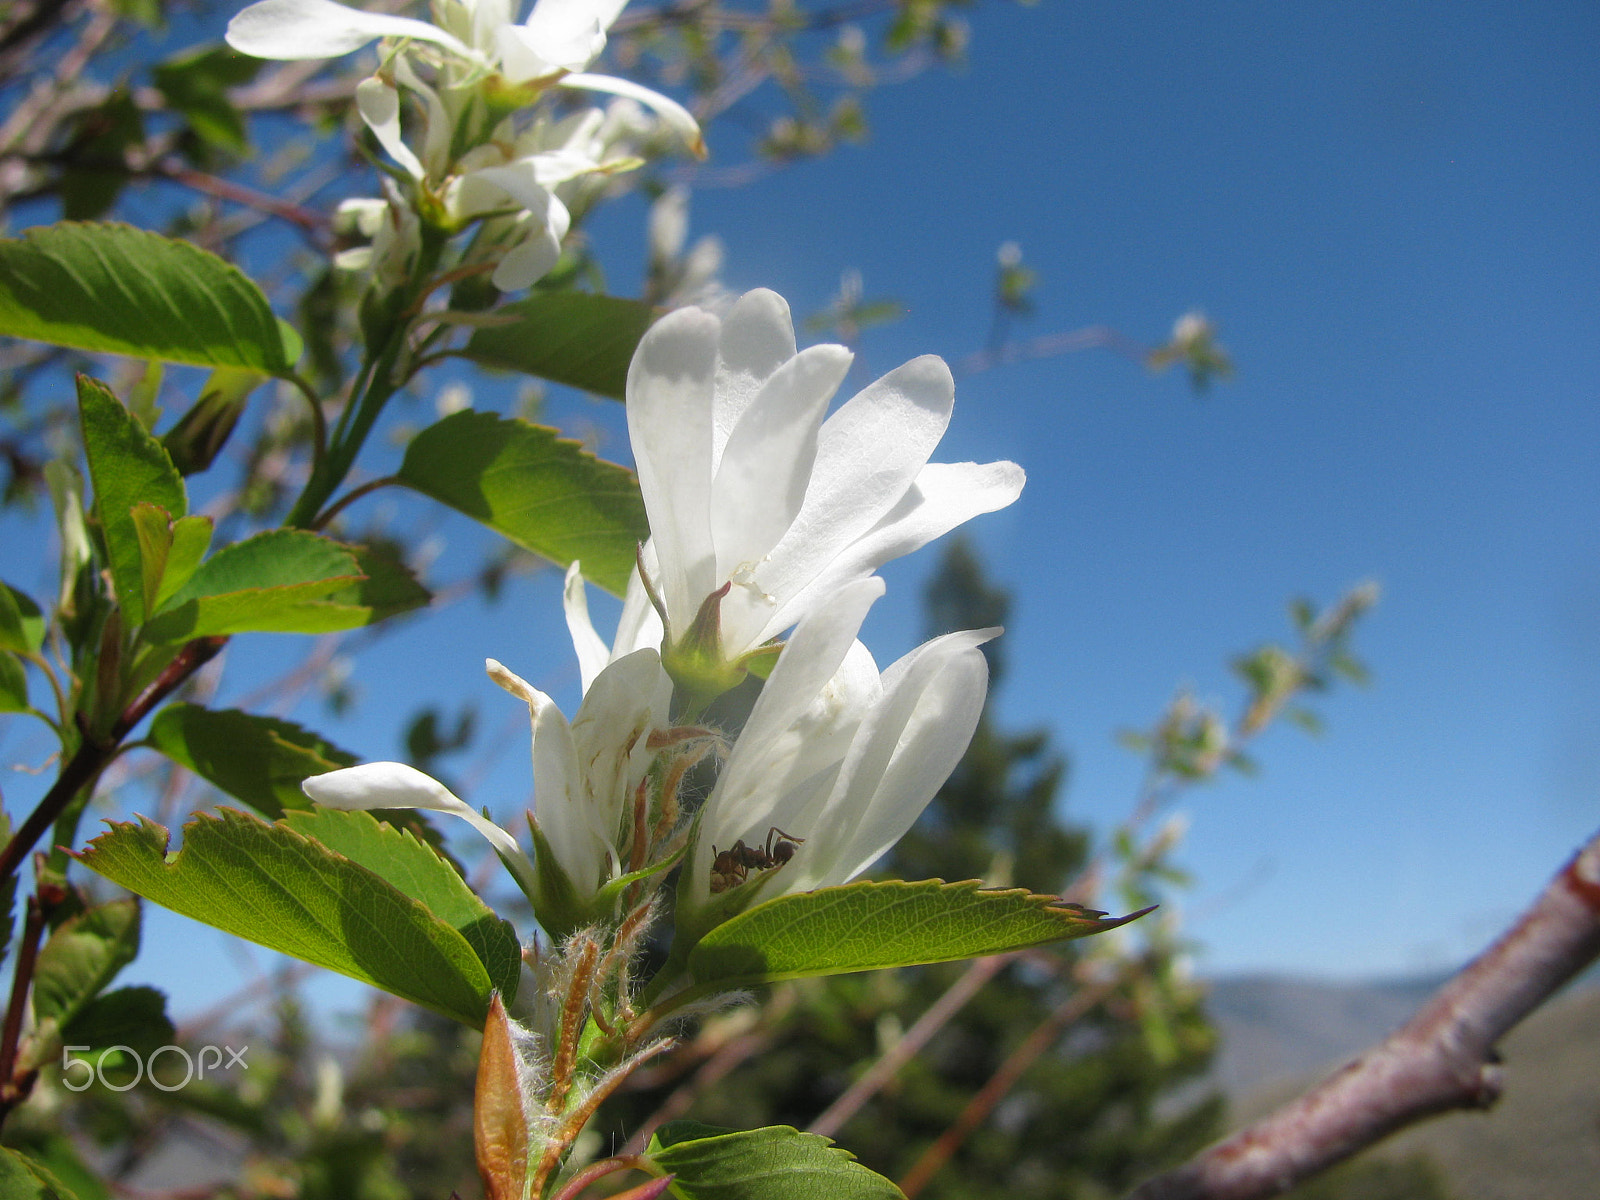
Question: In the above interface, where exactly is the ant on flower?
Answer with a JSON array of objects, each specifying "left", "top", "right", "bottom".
[{"left": 709, "top": 827, "right": 805, "bottom": 894}]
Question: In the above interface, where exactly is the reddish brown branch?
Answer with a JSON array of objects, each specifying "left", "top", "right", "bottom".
[
  {"left": 1125, "top": 827, "right": 1600, "bottom": 1200},
  {"left": 899, "top": 971, "right": 1119, "bottom": 1198},
  {"left": 0, "top": 635, "right": 227, "bottom": 883}
]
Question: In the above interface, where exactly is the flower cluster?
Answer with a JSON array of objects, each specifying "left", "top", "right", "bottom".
[
  {"left": 228, "top": 0, "right": 703, "bottom": 290},
  {"left": 305, "top": 288, "right": 1021, "bottom": 940}
]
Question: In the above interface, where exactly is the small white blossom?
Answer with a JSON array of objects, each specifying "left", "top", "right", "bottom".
[
  {"left": 565, "top": 288, "right": 1023, "bottom": 701},
  {"left": 682, "top": 575, "right": 996, "bottom": 915}
]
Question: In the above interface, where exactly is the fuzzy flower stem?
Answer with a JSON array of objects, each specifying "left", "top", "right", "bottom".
[
  {"left": 532, "top": 1040, "right": 678, "bottom": 1197},
  {"left": 549, "top": 1155, "right": 661, "bottom": 1200},
  {"left": 551, "top": 937, "right": 600, "bottom": 1112}
]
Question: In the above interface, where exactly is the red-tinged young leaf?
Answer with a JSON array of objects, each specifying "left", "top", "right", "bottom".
[{"left": 476, "top": 994, "right": 530, "bottom": 1200}]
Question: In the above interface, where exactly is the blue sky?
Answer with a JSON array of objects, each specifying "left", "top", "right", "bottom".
[{"left": 5, "top": 0, "right": 1599, "bottom": 1018}]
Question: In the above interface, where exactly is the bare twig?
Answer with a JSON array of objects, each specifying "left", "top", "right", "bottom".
[
  {"left": 898, "top": 969, "right": 1122, "bottom": 1198},
  {"left": 807, "top": 952, "right": 1012, "bottom": 1139},
  {"left": 1124, "top": 827, "right": 1600, "bottom": 1200}
]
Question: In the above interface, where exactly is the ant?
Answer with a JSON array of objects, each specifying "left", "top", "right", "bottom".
[{"left": 709, "top": 827, "right": 805, "bottom": 894}]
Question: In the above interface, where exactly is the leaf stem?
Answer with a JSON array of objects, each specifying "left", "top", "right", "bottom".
[{"left": 310, "top": 475, "right": 402, "bottom": 532}]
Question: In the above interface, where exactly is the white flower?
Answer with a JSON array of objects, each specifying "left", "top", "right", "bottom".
[
  {"left": 484, "top": 649, "right": 671, "bottom": 899},
  {"left": 226, "top": 0, "right": 703, "bottom": 151},
  {"left": 682, "top": 575, "right": 996, "bottom": 917},
  {"left": 567, "top": 288, "right": 1023, "bottom": 700},
  {"left": 300, "top": 649, "right": 672, "bottom": 923}
]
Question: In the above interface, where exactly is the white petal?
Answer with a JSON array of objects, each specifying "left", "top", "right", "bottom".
[
  {"left": 768, "top": 460, "right": 1024, "bottom": 638},
  {"left": 804, "top": 630, "right": 995, "bottom": 888},
  {"left": 560, "top": 73, "right": 705, "bottom": 158},
  {"left": 356, "top": 77, "right": 425, "bottom": 179},
  {"left": 755, "top": 356, "right": 954, "bottom": 618},
  {"left": 562, "top": 562, "right": 611, "bottom": 693},
  {"left": 706, "top": 576, "right": 883, "bottom": 845},
  {"left": 491, "top": 226, "right": 562, "bottom": 290},
  {"left": 394, "top": 55, "right": 453, "bottom": 178},
  {"left": 569, "top": 647, "right": 672, "bottom": 844},
  {"left": 711, "top": 344, "right": 852, "bottom": 652},
  {"left": 226, "top": 0, "right": 472, "bottom": 60},
  {"left": 487, "top": 659, "right": 603, "bottom": 893},
  {"left": 710, "top": 289, "right": 797, "bottom": 465},
  {"left": 301, "top": 761, "right": 536, "bottom": 888},
  {"left": 612, "top": 541, "right": 665, "bottom": 659},
  {"left": 626, "top": 308, "right": 722, "bottom": 630}
]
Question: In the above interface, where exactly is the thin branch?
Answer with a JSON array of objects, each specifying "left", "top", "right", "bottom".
[
  {"left": 153, "top": 159, "right": 330, "bottom": 235},
  {"left": 898, "top": 969, "right": 1121, "bottom": 1198},
  {"left": 1124, "top": 826, "right": 1600, "bottom": 1200},
  {"left": 807, "top": 952, "right": 1011, "bottom": 1139},
  {"left": 0, "top": 636, "right": 227, "bottom": 883},
  {"left": 0, "top": 876, "right": 66, "bottom": 1119},
  {"left": 310, "top": 474, "right": 401, "bottom": 532}
]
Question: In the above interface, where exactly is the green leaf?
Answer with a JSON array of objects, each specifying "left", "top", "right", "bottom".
[
  {"left": 281, "top": 808, "right": 521, "bottom": 1002},
  {"left": 689, "top": 879, "right": 1147, "bottom": 988},
  {"left": 31, "top": 899, "right": 140, "bottom": 1031},
  {"left": 3, "top": 1139, "right": 106, "bottom": 1200},
  {"left": 0, "top": 223, "right": 292, "bottom": 372},
  {"left": 61, "top": 985, "right": 174, "bottom": 1058},
  {"left": 132, "top": 506, "right": 213, "bottom": 617},
  {"left": 397, "top": 410, "right": 646, "bottom": 596},
  {"left": 162, "top": 366, "right": 264, "bottom": 475},
  {"left": 152, "top": 45, "right": 262, "bottom": 155},
  {"left": 647, "top": 1123, "right": 903, "bottom": 1200},
  {"left": 460, "top": 292, "right": 655, "bottom": 400},
  {"left": 0, "top": 582, "right": 45, "bottom": 654},
  {"left": 143, "top": 533, "right": 429, "bottom": 642},
  {"left": 0, "top": 655, "right": 28, "bottom": 713},
  {"left": 78, "top": 375, "right": 186, "bottom": 626},
  {"left": 74, "top": 810, "right": 502, "bottom": 1026},
  {"left": 147, "top": 703, "right": 356, "bottom": 818},
  {"left": 0, "top": 1146, "right": 79, "bottom": 1200}
]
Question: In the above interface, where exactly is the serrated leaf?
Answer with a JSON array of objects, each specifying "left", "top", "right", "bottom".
[
  {"left": 144, "top": 534, "right": 428, "bottom": 642},
  {"left": 647, "top": 1123, "right": 903, "bottom": 1200},
  {"left": 78, "top": 375, "right": 186, "bottom": 626},
  {"left": 74, "top": 810, "right": 501, "bottom": 1026},
  {"left": 147, "top": 703, "right": 356, "bottom": 818},
  {"left": 4, "top": 1138, "right": 106, "bottom": 1200},
  {"left": 0, "top": 223, "right": 292, "bottom": 372},
  {"left": 143, "top": 529, "right": 360, "bottom": 641},
  {"left": 689, "top": 879, "right": 1146, "bottom": 988},
  {"left": 280, "top": 808, "right": 521, "bottom": 999},
  {"left": 397, "top": 410, "right": 646, "bottom": 596},
  {"left": 460, "top": 291, "right": 655, "bottom": 400},
  {"left": 31, "top": 899, "right": 140, "bottom": 1030},
  {"left": 0, "top": 582, "right": 45, "bottom": 654}
]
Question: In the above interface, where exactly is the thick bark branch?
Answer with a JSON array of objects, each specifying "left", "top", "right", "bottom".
[{"left": 1126, "top": 826, "right": 1600, "bottom": 1200}]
